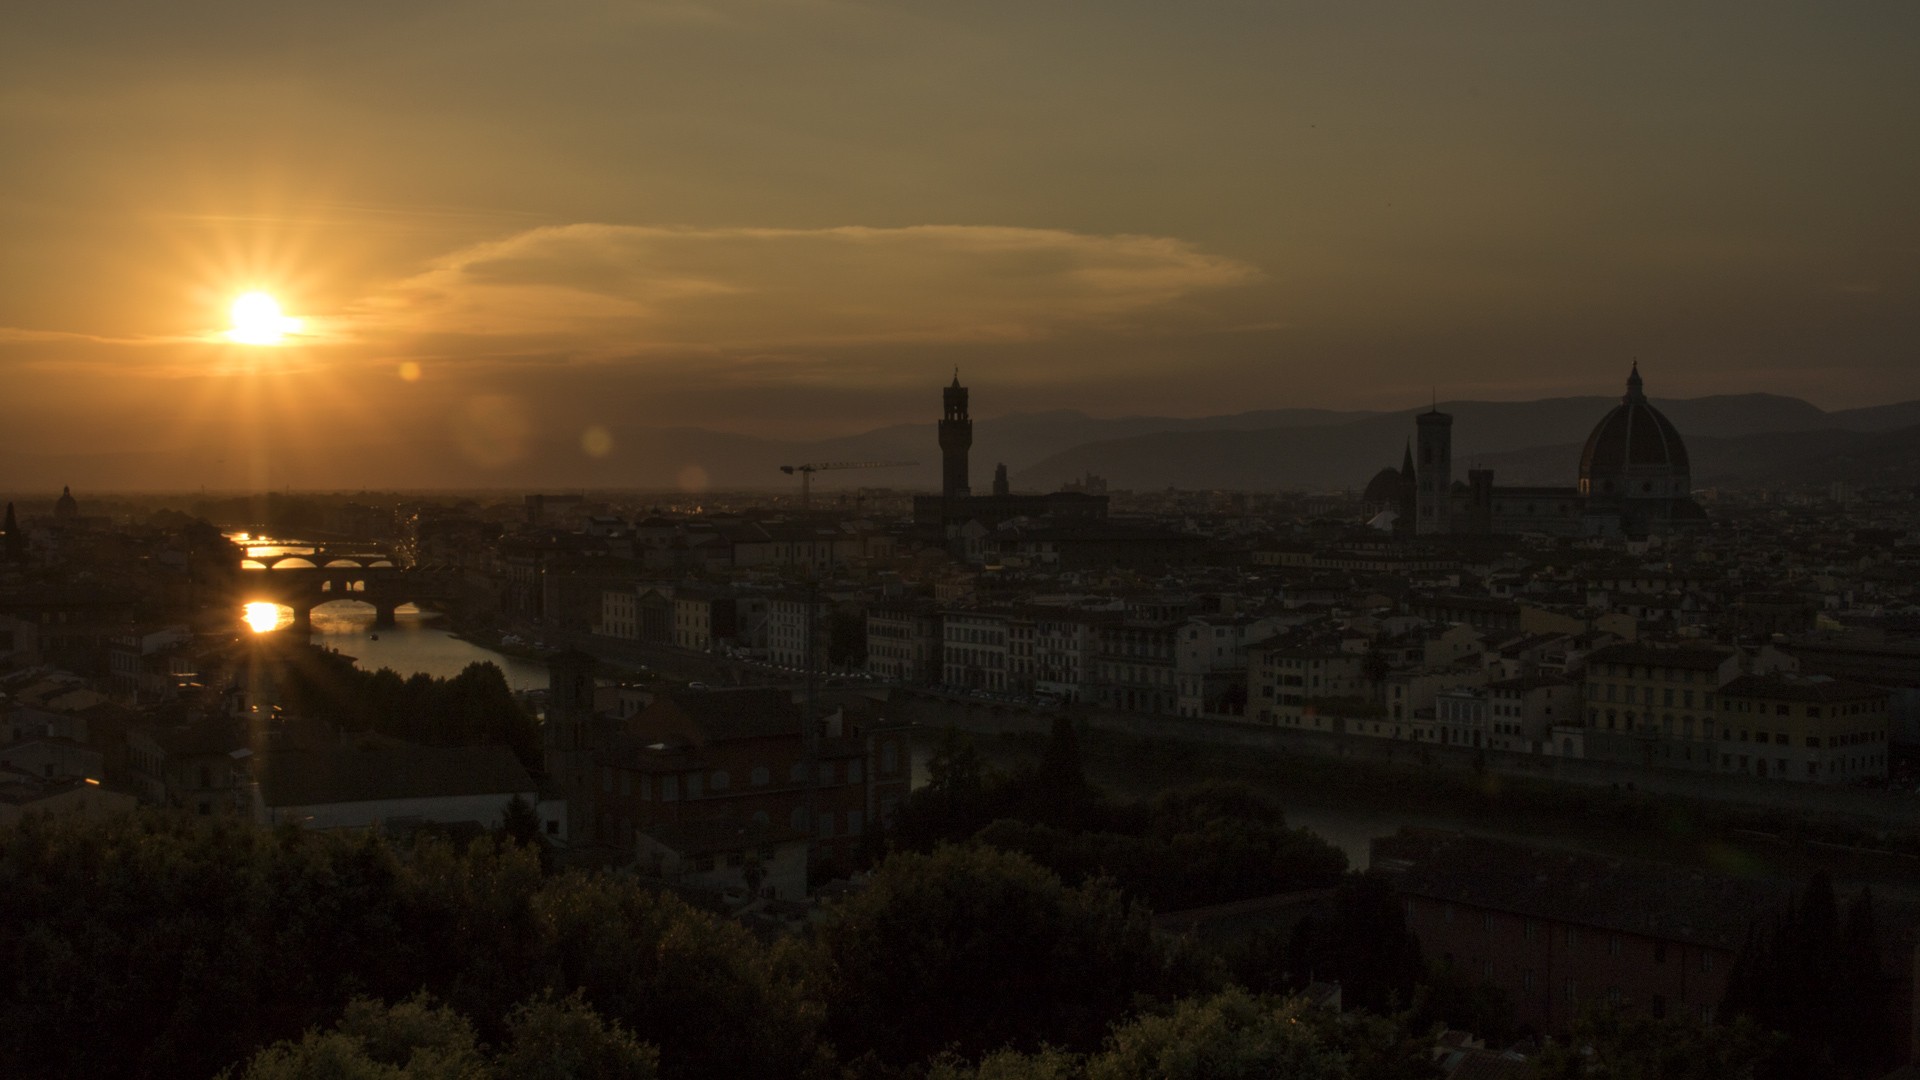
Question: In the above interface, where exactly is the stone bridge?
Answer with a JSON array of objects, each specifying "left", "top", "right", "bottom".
[{"left": 235, "top": 548, "right": 464, "bottom": 631}]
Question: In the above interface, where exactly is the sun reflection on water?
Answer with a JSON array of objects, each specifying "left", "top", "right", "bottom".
[{"left": 243, "top": 602, "right": 287, "bottom": 633}]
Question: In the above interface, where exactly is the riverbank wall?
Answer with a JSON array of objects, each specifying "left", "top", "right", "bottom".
[{"left": 895, "top": 692, "right": 1920, "bottom": 833}]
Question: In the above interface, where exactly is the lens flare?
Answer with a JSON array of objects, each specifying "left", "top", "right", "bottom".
[{"left": 243, "top": 602, "right": 283, "bottom": 633}]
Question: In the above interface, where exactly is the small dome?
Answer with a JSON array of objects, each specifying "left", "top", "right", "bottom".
[
  {"left": 1362, "top": 467, "right": 1406, "bottom": 506},
  {"left": 1579, "top": 366, "right": 1690, "bottom": 496},
  {"left": 54, "top": 485, "right": 79, "bottom": 520}
]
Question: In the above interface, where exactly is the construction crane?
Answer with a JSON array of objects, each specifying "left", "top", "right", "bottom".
[{"left": 779, "top": 460, "right": 916, "bottom": 509}]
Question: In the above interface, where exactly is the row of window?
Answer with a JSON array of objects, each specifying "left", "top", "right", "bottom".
[
  {"left": 945, "top": 647, "right": 1005, "bottom": 670},
  {"left": 1595, "top": 683, "right": 1713, "bottom": 709},
  {"left": 1598, "top": 662, "right": 1713, "bottom": 681},
  {"left": 1725, "top": 753, "right": 1884, "bottom": 777}
]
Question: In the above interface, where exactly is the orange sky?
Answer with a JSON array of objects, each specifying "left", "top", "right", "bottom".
[{"left": 2, "top": 3, "right": 1917, "bottom": 488}]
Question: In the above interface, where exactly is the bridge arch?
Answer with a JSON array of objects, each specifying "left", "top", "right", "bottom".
[{"left": 236, "top": 560, "right": 457, "bottom": 632}]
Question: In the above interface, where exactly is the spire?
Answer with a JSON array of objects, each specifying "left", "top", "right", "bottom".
[
  {"left": 1624, "top": 362, "right": 1645, "bottom": 404},
  {"left": 1400, "top": 439, "right": 1416, "bottom": 479},
  {"left": 951, "top": 366, "right": 962, "bottom": 388}
]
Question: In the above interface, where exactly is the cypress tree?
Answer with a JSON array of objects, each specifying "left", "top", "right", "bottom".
[
  {"left": 2, "top": 502, "right": 22, "bottom": 562},
  {"left": 1838, "top": 887, "right": 1893, "bottom": 1077}
]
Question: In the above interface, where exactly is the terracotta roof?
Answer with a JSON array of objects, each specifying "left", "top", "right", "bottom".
[{"left": 1719, "top": 674, "right": 1886, "bottom": 703}]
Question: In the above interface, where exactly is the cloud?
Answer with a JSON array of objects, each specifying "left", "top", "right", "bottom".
[{"left": 354, "top": 223, "right": 1260, "bottom": 356}]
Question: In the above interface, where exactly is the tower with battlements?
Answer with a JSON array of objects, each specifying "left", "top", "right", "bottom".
[{"left": 939, "top": 370, "right": 972, "bottom": 499}]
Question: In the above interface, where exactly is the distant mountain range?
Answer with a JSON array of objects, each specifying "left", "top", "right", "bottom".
[
  {"left": 1007, "top": 395, "right": 1920, "bottom": 492},
  {"left": 11, "top": 395, "right": 1920, "bottom": 494}
]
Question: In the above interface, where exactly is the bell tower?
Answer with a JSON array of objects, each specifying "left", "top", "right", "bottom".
[
  {"left": 1415, "top": 407, "right": 1454, "bottom": 535},
  {"left": 939, "top": 369, "right": 972, "bottom": 499}
]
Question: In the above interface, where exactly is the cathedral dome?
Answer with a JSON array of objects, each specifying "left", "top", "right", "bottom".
[
  {"left": 54, "top": 485, "right": 79, "bottom": 521},
  {"left": 1578, "top": 365, "right": 1690, "bottom": 498},
  {"left": 1362, "top": 467, "right": 1406, "bottom": 507}
]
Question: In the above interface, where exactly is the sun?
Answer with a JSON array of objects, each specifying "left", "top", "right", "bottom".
[
  {"left": 243, "top": 602, "right": 284, "bottom": 633},
  {"left": 227, "top": 291, "right": 302, "bottom": 345}
]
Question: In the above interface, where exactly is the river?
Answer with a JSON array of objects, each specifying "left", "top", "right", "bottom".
[
  {"left": 307, "top": 605, "right": 549, "bottom": 691},
  {"left": 232, "top": 532, "right": 547, "bottom": 689}
]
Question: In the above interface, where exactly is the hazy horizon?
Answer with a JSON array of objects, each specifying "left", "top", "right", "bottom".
[{"left": 5, "top": 3, "right": 1917, "bottom": 487}]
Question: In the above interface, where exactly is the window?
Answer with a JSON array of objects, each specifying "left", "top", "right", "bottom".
[
  {"left": 848, "top": 759, "right": 863, "bottom": 784},
  {"left": 1607, "top": 986, "right": 1622, "bottom": 1007},
  {"left": 687, "top": 774, "right": 703, "bottom": 799},
  {"left": 791, "top": 806, "right": 808, "bottom": 831},
  {"left": 848, "top": 810, "right": 864, "bottom": 836},
  {"left": 662, "top": 776, "right": 679, "bottom": 801},
  {"left": 1565, "top": 927, "right": 1577, "bottom": 948},
  {"left": 752, "top": 766, "right": 770, "bottom": 786},
  {"left": 1608, "top": 934, "right": 1621, "bottom": 957},
  {"left": 1653, "top": 943, "right": 1666, "bottom": 963},
  {"left": 818, "top": 762, "right": 834, "bottom": 785},
  {"left": 816, "top": 812, "right": 833, "bottom": 839},
  {"left": 710, "top": 770, "right": 729, "bottom": 791}
]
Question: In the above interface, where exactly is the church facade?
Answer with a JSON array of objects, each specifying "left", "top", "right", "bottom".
[{"left": 1368, "top": 366, "right": 1704, "bottom": 539}]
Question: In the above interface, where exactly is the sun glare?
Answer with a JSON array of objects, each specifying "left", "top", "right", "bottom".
[
  {"left": 243, "top": 602, "right": 283, "bottom": 633},
  {"left": 227, "top": 291, "right": 302, "bottom": 345}
]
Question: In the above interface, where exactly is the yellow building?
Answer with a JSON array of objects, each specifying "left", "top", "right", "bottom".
[
  {"left": 1580, "top": 643, "right": 1741, "bottom": 772},
  {"left": 1249, "top": 637, "right": 1367, "bottom": 729},
  {"left": 1716, "top": 675, "right": 1889, "bottom": 783}
]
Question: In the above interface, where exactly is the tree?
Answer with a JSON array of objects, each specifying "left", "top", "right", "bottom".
[
  {"left": 817, "top": 844, "right": 1166, "bottom": 1066},
  {"left": 1530, "top": 1006, "right": 1778, "bottom": 1080},
  {"left": 498, "top": 795, "right": 552, "bottom": 873},
  {"left": 929, "top": 990, "right": 1362, "bottom": 1080},
  {"left": 230, "top": 992, "right": 660, "bottom": 1080},
  {"left": 495, "top": 991, "right": 660, "bottom": 1080},
  {"left": 231, "top": 994, "right": 488, "bottom": 1080},
  {"left": 1720, "top": 872, "right": 1895, "bottom": 1080},
  {"left": 1030, "top": 714, "right": 1091, "bottom": 825},
  {"left": 1835, "top": 887, "right": 1895, "bottom": 1078},
  {"left": 1090, "top": 989, "right": 1348, "bottom": 1080},
  {"left": 2, "top": 502, "right": 23, "bottom": 563},
  {"left": 1287, "top": 872, "right": 1425, "bottom": 1014}
]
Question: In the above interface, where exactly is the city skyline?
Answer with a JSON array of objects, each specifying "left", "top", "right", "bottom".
[{"left": 4, "top": 2, "right": 1919, "bottom": 489}]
